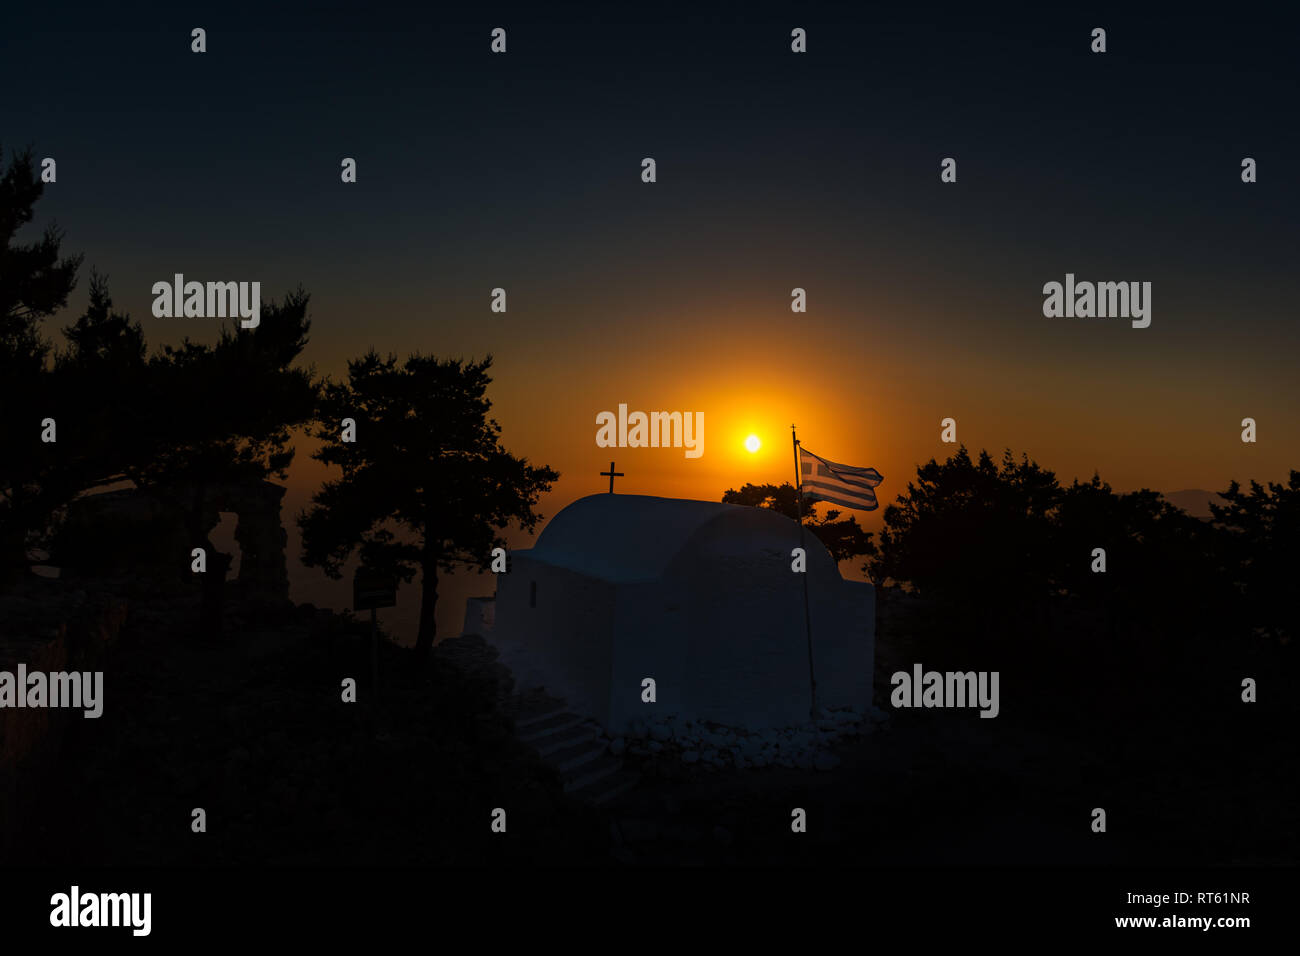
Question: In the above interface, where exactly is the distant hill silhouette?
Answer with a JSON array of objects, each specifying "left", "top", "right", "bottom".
[{"left": 1161, "top": 489, "right": 1219, "bottom": 519}]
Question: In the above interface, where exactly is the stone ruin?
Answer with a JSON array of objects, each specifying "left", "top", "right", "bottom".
[
  {"left": 0, "top": 582, "right": 129, "bottom": 856},
  {"left": 52, "top": 480, "right": 290, "bottom": 601},
  {"left": 204, "top": 480, "right": 290, "bottom": 600}
]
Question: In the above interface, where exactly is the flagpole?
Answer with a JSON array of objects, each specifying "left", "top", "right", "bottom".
[{"left": 792, "top": 424, "right": 818, "bottom": 720}]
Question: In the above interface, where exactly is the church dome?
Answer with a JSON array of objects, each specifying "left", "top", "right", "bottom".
[{"left": 530, "top": 494, "right": 839, "bottom": 583}]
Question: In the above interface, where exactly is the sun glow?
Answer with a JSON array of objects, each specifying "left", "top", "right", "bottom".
[{"left": 744, "top": 434, "right": 761, "bottom": 454}]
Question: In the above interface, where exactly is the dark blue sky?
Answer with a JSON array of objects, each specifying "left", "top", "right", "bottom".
[
  {"left": 3, "top": 3, "right": 1296, "bottom": 450},
  {"left": 7, "top": 3, "right": 1295, "bottom": 482},
  {"left": 9, "top": 5, "right": 1294, "bottom": 352}
]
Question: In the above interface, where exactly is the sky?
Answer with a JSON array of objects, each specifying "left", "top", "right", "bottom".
[{"left": 6, "top": 2, "right": 1298, "bottom": 640}]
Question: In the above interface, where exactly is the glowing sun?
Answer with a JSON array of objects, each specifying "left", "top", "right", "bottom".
[{"left": 744, "top": 434, "right": 761, "bottom": 454}]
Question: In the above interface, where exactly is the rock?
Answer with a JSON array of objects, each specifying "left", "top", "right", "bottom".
[
  {"left": 648, "top": 741, "right": 664, "bottom": 753},
  {"left": 609, "top": 737, "right": 626, "bottom": 756},
  {"left": 662, "top": 823, "right": 706, "bottom": 842},
  {"left": 681, "top": 750, "right": 700, "bottom": 764},
  {"left": 712, "top": 826, "right": 734, "bottom": 846},
  {"left": 814, "top": 753, "right": 840, "bottom": 771},
  {"left": 650, "top": 724, "right": 673, "bottom": 742},
  {"left": 620, "top": 819, "right": 659, "bottom": 842}
]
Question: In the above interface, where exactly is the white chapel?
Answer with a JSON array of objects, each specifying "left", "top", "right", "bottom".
[{"left": 469, "top": 493, "right": 875, "bottom": 733}]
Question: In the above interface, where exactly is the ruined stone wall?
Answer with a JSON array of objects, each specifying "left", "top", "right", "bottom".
[
  {"left": 56, "top": 480, "right": 291, "bottom": 602},
  {"left": 0, "top": 585, "right": 128, "bottom": 857}
]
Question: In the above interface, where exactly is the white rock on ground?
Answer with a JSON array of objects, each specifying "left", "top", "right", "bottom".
[{"left": 615, "top": 709, "right": 870, "bottom": 772}]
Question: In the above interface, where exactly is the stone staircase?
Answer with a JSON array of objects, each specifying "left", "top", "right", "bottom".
[{"left": 513, "top": 700, "right": 639, "bottom": 806}]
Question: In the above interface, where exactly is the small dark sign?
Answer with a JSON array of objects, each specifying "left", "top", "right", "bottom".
[{"left": 353, "top": 568, "right": 398, "bottom": 611}]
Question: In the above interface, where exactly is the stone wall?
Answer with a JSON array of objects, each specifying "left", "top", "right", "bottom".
[
  {"left": 207, "top": 481, "right": 290, "bottom": 600},
  {"left": 0, "top": 583, "right": 129, "bottom": 856},
  {"left": 55, "top": 480, "right": 291, "bottom": 601}
]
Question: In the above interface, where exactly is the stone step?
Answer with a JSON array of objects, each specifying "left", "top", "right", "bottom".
[
  {"left": 517, "top": 712, "right": 584, "bottom": 742},
  {"left": 562, "top": 753, "right": 623, "bottom": 794},
  {"left": 533, "top": 723, "right": 599, "bottom": 757},
  {"left": 549, "top": 738, "right": 609, "bottom": 774},
  {"left": 514, "top": 703, "right": 569, "bottom": 730},
  {"left": 571, "top": 769, "right": 641, "bottom": 807}
]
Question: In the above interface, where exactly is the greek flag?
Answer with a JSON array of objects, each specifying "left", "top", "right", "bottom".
[{"left": 798, "top": 446, "right": 884, "bottom": 511}]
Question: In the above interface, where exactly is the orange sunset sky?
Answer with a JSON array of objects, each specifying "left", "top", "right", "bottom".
[{"left": 18, "top": 10, "right": 1297, "bottom": 643}]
